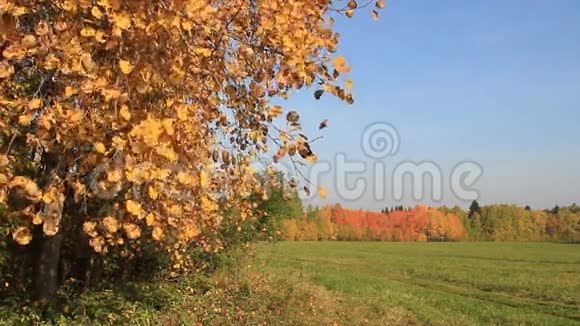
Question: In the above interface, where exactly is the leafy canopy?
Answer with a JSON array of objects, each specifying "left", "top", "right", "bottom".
[{"left": 0, "top": 0, "right": 382, "bottom": 267}]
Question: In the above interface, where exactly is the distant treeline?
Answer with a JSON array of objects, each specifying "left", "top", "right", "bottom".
[{"left": 268, "top": 185, "right": 580, "bottom": 242}]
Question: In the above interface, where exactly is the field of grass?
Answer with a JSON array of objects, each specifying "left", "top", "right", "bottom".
[{"left": 254, "top": 242, "right": 580, "bottom": 325}]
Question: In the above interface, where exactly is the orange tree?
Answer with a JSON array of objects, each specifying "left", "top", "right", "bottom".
[{"left": 0, "top": 0, "right": 383, "bottom": 299}]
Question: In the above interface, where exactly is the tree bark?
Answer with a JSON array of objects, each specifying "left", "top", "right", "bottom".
[{"left": 33, "top": 232, "right": 63, "bottom": 301}]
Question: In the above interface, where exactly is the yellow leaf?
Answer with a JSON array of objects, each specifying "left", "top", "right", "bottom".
[
  {"left": 89, "top": 237, "right": 105, "bottom": 252},
  {"left": 267, "top": 106, "right": 283, "bottom": 118},
  {"left": 0, "top": 155, "right": 8, "bottom": 167},
  {"left": 102, "top": 216, "right": 119, "bottom": 234},
  {"left": 94, "top": 142, "right": 106, "bottom": 154},
  {"left": 152, "top": 227, "right": 164, "bottom": 241},
  {"left": 18, "top": 114, "right": 33, "bottom": 125},
  {"left": 13, "top": 227, "right": 32, "bottom": 245},
  {"left": 21, "top": 35, "right": 36, "bottom": 48},
  {"left": 318, "top": 186, "right": 328, "bottom": 199},
  {"left": 123, "top": 223, "right": 141, "bottom": 240},
  {"left": 148, "top": 185, "right": 159, "bottom": 200},
  {"left": 91, "top": 6, "right": 103, "bottom": 19},
  {"left": 107, "top": 170, "right": 122, "bottom": 183},
  {"left": 119, "top": 59, "right": 134, "bottom": 74},
  {"left": 28, "top": 98, "right": 42, "bottom": 109},
  {"left": 145, "top": 213, "right": 155, "bottom": 226},
  {"left": 2, "top": 45, "right": 26, "bottom": 60},
  {"left": 200, "top": 170, "right": 210, "bottom": 188},
  {"left": 177, "top": 172, "right": 194, "bottom": 185},
  {"left": 279, "top": 132, "right": 288, "bottom": 143},
  {"left": 83, "top": 221, "right": 98, "bottom": 237},
  {"left": 345, "top": 78, "right": 353, "bottom": 90},
  {"left": 60, "top": 0, "right": 75, "bottom": 11},
  {"left": 112, "top": 136, "right": 126, "bottom": 150},
  {"left": 372, "top": 10, "right": 379, "bottom": 21},
  {"left": 64, "top": 86, "right": 77, "bottom": 98},
  {"left": 0, "top": 62, "right": 14, "bottom": 79},
  {"left": 32, "top": 214, "right": 43, "bottom": 225},
  {"left": 80, "top": 27, "right": 96, "bottom": 37},
  {"left": 376, "top": 0, "right": 385, "bottom": 9},
  {"left": 306, "top": 154, "right": 318, "bottom": 163},
  {"left": 194, "top": 47, "right": 212, "bottom": 57},
  {"left": 119, "top": 104, "right": 131, "bottom": 121},
  {"left": 177, "top": 105, "right": 189, "bottom": 121},
  {"left": 126, "top": 200, "right": 142, "bottom": 217},
  {"left": 112, "top": 13, "right": 131, "bottom": 30},
  {"left": 333, "top": 56, "right": 346, "bottom": 70},
  {"left": 182, "top": 20, "right": 193, "bottom": 31},
  {"left": 162, "top": 119, "right": 174, "bottom": 135}
]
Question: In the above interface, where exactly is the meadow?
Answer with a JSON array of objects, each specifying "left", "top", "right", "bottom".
[{"left": 254, "top": 242, "right": 580, "bottom": 325}]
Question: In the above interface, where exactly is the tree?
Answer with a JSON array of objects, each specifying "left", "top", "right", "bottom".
[
  {"left": 0, "top": 0, "right": 383, "bottom": 300},
  {"left": 525, "top": 205, "right": 531, "bottom": 211},
  {"left": 469, "top": 200, "right": 482, "bottom": 218}
]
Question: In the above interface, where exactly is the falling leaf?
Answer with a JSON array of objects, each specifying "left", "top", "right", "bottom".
[
  {"left": 318, "top": 187, "right": 328, "bottom": 199},
  {"left": 319, "top": 119, "right": 328, "bottom": 130},
  {"left": 314, "top": 89, "right": 324, "bottom": 100},
  {"left": 286, "top": 111, "right": 299, "bottom": 122},
  {"left": 345, "top": 78, "right": 353, "bottom": 90},
  {"left": 372, "top": 10, "right": 379, "bottom": 21}
]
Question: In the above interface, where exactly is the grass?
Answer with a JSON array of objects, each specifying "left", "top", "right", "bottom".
[
  {"left": 2, "top": 242, "right": 579, "bottom": 325},
  {"left": 254, "top": 242, "right": 580, "bottom": 325}
]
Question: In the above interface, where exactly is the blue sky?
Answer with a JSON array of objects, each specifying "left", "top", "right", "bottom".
[{"left": 278, "top": 0, "right": 580, "bottom": 210}]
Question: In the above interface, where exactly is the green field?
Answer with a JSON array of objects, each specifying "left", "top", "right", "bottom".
[{"left": 254, "top": 242, "right": 580, "bottom": 325}]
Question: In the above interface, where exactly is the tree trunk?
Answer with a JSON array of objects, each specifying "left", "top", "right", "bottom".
[{"left": 33, "top": 232, "right": 63, "bottom": 301}]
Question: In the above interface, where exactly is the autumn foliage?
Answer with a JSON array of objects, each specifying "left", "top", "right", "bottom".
[
  {"left": 0, "top": 0, "right": 385, "bottom": 300},
  {"left": 280, "top": 205, "right": 467, "bottom": 242},
  {"left": 277, "top": 201, "right": 580, "bottom": 243}
]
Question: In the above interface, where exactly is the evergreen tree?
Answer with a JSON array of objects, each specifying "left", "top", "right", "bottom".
[{"left": 469, "top": 200, "right": 482, "bottom": 218}]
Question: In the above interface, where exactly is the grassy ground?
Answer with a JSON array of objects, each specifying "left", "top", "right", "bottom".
[
  {"left": 254, "top": 242, "right": 580, "bottom": 326},
  {"left": 2, "top": 242, "right": 578, "bottom": 325}
]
